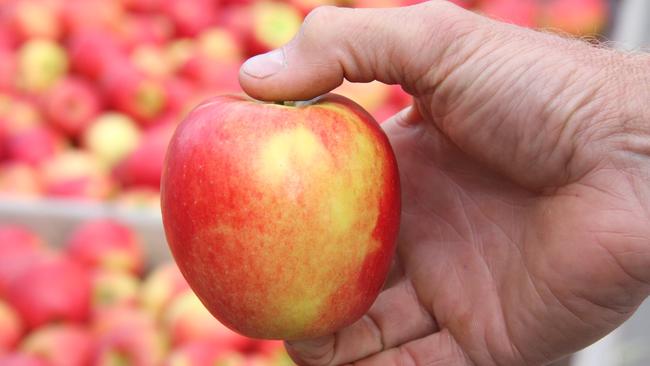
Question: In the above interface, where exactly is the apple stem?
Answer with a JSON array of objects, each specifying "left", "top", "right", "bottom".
[{"left": 274, "top": 101, "right": 296, "bottom": 107}]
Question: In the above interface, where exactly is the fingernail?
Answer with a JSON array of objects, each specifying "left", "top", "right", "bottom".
[{"left": 242, "top": 49, "right": 285, "bottom": 79}]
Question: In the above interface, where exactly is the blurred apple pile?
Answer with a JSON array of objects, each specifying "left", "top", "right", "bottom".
[
  {"left": 0, "top": 221, "right": 293, "bottom": 366},
  {"left": 0, "top": 0, "right": 610, "bottom": 206}
]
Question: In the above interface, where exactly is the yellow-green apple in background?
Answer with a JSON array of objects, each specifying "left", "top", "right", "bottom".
[{"left": 161, "top": 94, "right": 400, "bottom": 340}]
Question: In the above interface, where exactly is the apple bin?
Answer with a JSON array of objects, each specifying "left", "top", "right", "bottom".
[{"left": 1, "top": 0, "right": 645, "bottom": 365}]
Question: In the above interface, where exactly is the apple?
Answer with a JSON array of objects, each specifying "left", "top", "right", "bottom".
[
  {"left": 118, "top": 14, "right": 173, "bottom": 49},
  {"left": 0, "top": 95, "right": 42, "bottom": 135},
  {"left": 179, "top": 57, "right": 241, "bottom": 92},
  {"left": 165, "top": 38, "right": 195, "bottom": 73},
  {"left": 40, "top": 150, "right": 114, "bottom": 200},
  {"left": 16, "top": 39, "right": 68, "bottom": 93},
  {"left": 0, "top": 225, "right": 43, "bottom": 258},
  {"left": 61, "top": 0, "right": 125, "bottom": 35},
  {"left": 139, "top": 262, "right": 190, "bottom": 320},
  {"left": 122, "top": 0, "right": 163, "bottom": 12},
  {"left": 114, "top": 187, "right": 161, "bottom": 209},
  {"left": 164, "top": 342, "right": 244, "bottom": 366},
  {"left": 92, "top": 307, "right": 167, "bottom": 366},
  {"left": 476, "top": 0, "right": 540, "bottom": 28},
  {"left": 0, "top": 47, "right": 17, "bottom": 92},
  {"left": 82, "top": 113, "right": 141, "bottom": 169},
  {"left": 67, "top": 30, "right": 127, "bottom": 80},
  {"left": 0, "top": 162, "right": 42, "bottom": 197},
  {"left": 249, "top": 1, "right": 303, "bottom": 55},
  {"left": 66, "top": 219, "right": 144, "bottom": 275},
  {"left": 131, "top": 44, "right": 174, "bottom": 78},
  {"left": 333, "top": 80, "right": 391, "bottom": 115},
  {"left": 41, "top": 77, "right": 102, "bottom": 137},
  {"left": 5, "top": 254, "right": 91, "bottom": 329},
  {"left": 539, "top": 0, "right": 608, "bottom": 37},
  {"left": 5, "top": 126, "right": 65, "bottom": 166},
  {"left": 160, "top": 0, "right": 217, "bottom": 37},
  {"left": 0, "top": 249, "right": 49, "bottom": 298},
  {"left": 161, "top": 94, "right": 400, "bottom": 340},
  {"left": 101, "top": 63, "right": 168, "bottom": 124},
  {"left": 114, "top": 122, "right": 175, "bottom": 189},
  {"left": 0, "top": 300, "right": 23, "bottom": 353},
  {"left": 0, "top": 353, "right": 50, "bottom": 366},
  {"left": 8, "top": 0, "right": 62, "bottom": 42},
  {"left": 196, "top": 27, "right": 243, "bottom": 63},
  {"left": 19, "top": 324, "right": 94, "bottom": 366},
  {"left": 91, "top": 270, "right": 140, "bottom": 310},
  {"left": 163, "top": 77, "right": 196, "bottom": 117},
  {"left": 164, "top": 290, "right": 252, "bottom": 348}
]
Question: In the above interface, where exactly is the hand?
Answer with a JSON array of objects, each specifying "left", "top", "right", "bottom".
[{"left": 238, "top": 2, "right": 650, "bottom": 365}]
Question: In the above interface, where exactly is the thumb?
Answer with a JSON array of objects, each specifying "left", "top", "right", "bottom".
[{"left": 238, "top": 1, "right": 475, "bottom": 101}]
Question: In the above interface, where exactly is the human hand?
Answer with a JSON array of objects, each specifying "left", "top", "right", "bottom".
[{"left": 238, "top": 1, "right": 650, "bottom": 365}]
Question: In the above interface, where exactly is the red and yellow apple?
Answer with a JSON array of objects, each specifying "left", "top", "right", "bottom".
[
  {"left": 539, "top": 0, "right": 608, "bottom": 37},
  {"left": 161, "top": 94, "right": 400, "bottom": 339},
  {"left": 90, "top": 270, "right": 141, "bottom": 310},
  {"left": 0, "top": 300, "right": 23, "bottom": 353},
  {"left": 66, "top": 219, "right": 144, "bottom": 275},
  {"left": 139, "top": 261, "right": 190, "bottom": 320},
  {"left": 19, "top": 324, "right": 94, "bottom": 366}
]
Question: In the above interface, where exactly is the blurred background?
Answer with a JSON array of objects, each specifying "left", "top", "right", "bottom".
[{"left": 0, "top": 0, "right": 647, "bottom": 365}]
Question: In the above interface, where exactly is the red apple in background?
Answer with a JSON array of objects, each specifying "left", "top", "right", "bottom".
[
  {"left": 179, "top": 57, "right": 241, "bottom": 92},
  {"left": 67, "top": 31, "right": 127, "bottom": 80},
  {"left": 160, "top": 0, "right": 217, "bottom": 37},
  {"left": 5, "top": 127, "right": 65, "bottom": 167},
  {"left": 0, "top": 353, "right": 50, "bottom": 366},
  {"left": 61, "top": 0, "right": 125, "bottom": 35},
  {"left": 0, "top": 95, "right": 43, "bottom": 135},
  {"left": 7, "top": 0, "right": 62, "bottom": 42},
  {"left": 118, "top": 14, "right": 173, "bottom": 49},
  {"left": 0, "top": 225, "right": 43, "bottom": 257},
  {"left": 16, "top": 39, "right": 68, "bottom": 93},
  {"left": 164, "top": 290, "right": 251, "bottom": 348},
  {"left": 539, "top": 0, "right": 608, "bottom": 36},
  {"left": 91, "top": 270, "right": 140, "bottom": 310},
  {"left": 0, "top": 163, "right": 42, "bottom": 197},
  {"left": 161, "top": 94, "right": 400, "bottom": 340},
  {"left": 249, "top": 1, "right": 303, "bottom": 54},
  {"left": 165, "top": 38, "right": 195, "bottom": 73},
  {"left": 476, "top": 0, "right": 540, "bottom": 28},
  {"left": 0, "top": 300, "right": 23, "bottom": 353},
  {"left": 5, "top": 255, "right": 91, "bottom": 329},
  {"left": 287, "top": 0, "right": 345, "bottom": 15},
  {"left": 131, "top": 44, "right": 174, "bottom": 78},
  {"left": 41, "top": 77, "right": 102, "bottom": 137},
  {"left": 19, "top": 324, "right": 94, "bottom": 366},
  {"left": 115, "top": 122, "right": 175, "bottom": 189},
  {"left": 66, "top": 219, "right": 144, "bottom": 275},
  {"left": 196, "top": 27, "right": 243, "bottom": 63},
  {"left": 164, "top": 341, "right": 242, "bottom": 366},
  {"left": 122, "top": 0, "right": 163, "bottom": 12},
  {"left": 163, "top": 77, "right": 195, "bottom": 117},
  {"left": 40, "top": 150, "right": 114, "bottom": 200},
  {"left": 101, "top": 63, "right": 168, "bottom": 124},
  {"left": 139, "top": 261, "right": 190, "bottom": 320},
  {"left": 0, "top": 48, "right": 17, "bottom": 92},
  {"left": 82, "top": 113, "right": 141, "bottom": 169},
  {"left": 92, "top": 307, "right": 166, "bottom": 366},
  {"left": 334, "top": 80, "right": 391, "bottom": 115}
]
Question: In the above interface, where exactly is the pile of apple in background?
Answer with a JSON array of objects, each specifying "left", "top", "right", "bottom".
[
  {"left": 0, "top": 221, "right": 292, "bottom": 366},
  {"left": 0, "top": 0, "right": 609, "bottom": 205}
]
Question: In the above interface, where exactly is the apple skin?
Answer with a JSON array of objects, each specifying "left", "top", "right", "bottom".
[
  {"left": 5, "top": 126, "right": 65, "bottom": 167},
  {"left": 67, "top": 31, "right": 127, "bottom": 81},
  {"left": 163, "top": 290, "right": 252, "bottom": 348},
  {"left": 0, "top": 162, "right": 42, "bottom": 197},
  {"left": 114, "top": 122, "right": 175, "bottom": 189},
  {"left": 539, "top": 0, "right": 608, "bottom": 37},
  {"left": 66, "top": 219, "right": 144, "bottom": 275},
  {"left": 39, "top": 150, "right": 114, "bottom": 200},
  {"left": 476, "top": 0, "right": 540, "bottom": 28},
  {"left": 0, "top": 300, "right": 23, "bottom": 353},
  {"left": 16, "top": 39, "right": 68, "bottom": 93},
  {"left": 90, "top": 269, "right": 140, "bottom": 311},
  {"left": 41, "top": 77, "right": 102, "bottom": 137},
  {"left": 0, "top": 353, "right": 51, "bottom": 366},
  {"left": 19, "top": 324, "right": 94, "bottom": 366},
  {"left": 139, "top": 261, "right": 190, "bottom": 321},
  {"left": 5, "top": 255, "right": 91, "bottom": 330},
  {"left": 82, "top": 113, "right": 141, "bottom": 169},
  {"left": 161, "top": 94, "right": 400, "bottom": 340}
]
